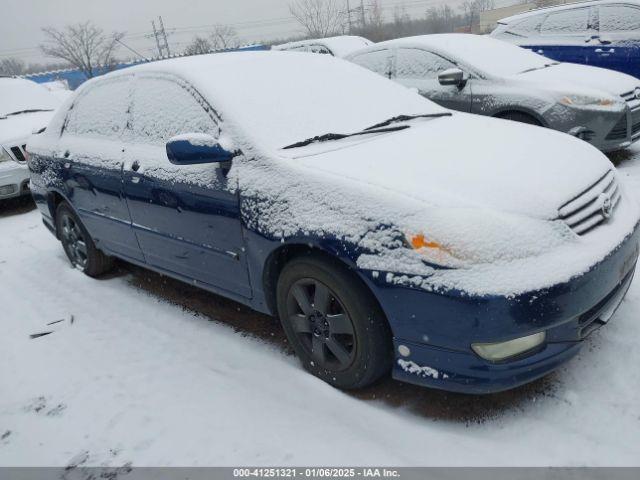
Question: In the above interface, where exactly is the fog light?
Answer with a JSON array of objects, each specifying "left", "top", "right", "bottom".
[{"left": 472, "top": 332, "right": 546, "bottom": 362}]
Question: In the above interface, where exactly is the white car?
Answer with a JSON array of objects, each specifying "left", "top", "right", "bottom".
[
  {"left": 273, "top": 35, "right": 372, "bottom": 57},
  {"left": 1, "top": 77, "right": 60, "bottom": 200}
]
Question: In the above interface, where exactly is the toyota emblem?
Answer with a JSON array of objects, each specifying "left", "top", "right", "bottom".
[
  {"left": 601, "top": 195, "right": 613, "bottom": 219},
  {"left": 635, "top": 88, "right": 640, "bottom": 100}
]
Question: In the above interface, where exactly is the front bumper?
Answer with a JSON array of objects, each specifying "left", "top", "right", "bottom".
[
  {"left": 361, "top": 222, "right": 640, "bottom": 394},
  {"left": 0, "top": 161, "right": 30, "bottom": 199}
]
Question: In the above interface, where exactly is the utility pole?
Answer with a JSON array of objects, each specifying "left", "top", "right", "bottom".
[
  {"left": 158, "top": 16, "right": 171, "bottom": 57},
  {"left": 360, "top": 0, "right": 366, "bottom": 29},
  {"left": 346, "top": 0, "right": 353, "bottom": 34},
  {"left": 151, "top": 16, "right": 171, "bottom": 58}
]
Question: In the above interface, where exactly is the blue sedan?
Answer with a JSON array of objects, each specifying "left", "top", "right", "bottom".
[{"left": 27, "top": 51, "right": 640, "bottom": 393}]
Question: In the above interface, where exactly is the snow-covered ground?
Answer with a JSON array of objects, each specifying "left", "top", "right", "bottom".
[{"left": 1, "top": 147, "right": 640, "bottom": 467}]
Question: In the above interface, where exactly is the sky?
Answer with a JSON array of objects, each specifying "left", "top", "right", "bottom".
[{"left": 1, "top": 0, "right": 517, "bottom": 67}]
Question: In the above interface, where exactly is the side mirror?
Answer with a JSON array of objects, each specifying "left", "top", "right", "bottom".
[
  {"left": 438, "top": 68, "right": 467, "bottom": 87},
  {"left": 166, "top": 134, "right": 235, "bottom": 166}
]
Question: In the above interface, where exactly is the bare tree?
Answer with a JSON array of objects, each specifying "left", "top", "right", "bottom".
[
  {"left": 40, "top": 21, "right": 124, "bottom": 78},
  {"left": 209, "top": 25, "right": 241, "bottom": 50},
  {"left": 0, "top": 57, "right": 25, "bottom": 76},
  {"left": 184, "top": 36, "right": 213, "bottom": 56},
  {"left": 366, "top": 1, "right": 386, "bottom": 41},
  {"left": 289, "top": 0, "right": 346, "bottom": 37},
  {"left": 460, "top": 0, "right": 495, "bottom": 29}
]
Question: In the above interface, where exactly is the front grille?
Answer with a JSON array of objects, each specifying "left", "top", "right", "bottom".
[
  {"left": 632, "top": 109, "right": 640, "bottom": 137},
  {"left": 558, "top": 170, "right": 621, "bottom": 235}
]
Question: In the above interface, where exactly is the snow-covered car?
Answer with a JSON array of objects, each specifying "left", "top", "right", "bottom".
[
  {"left": 1, "top": 77, "right": 60, "bottom": 200},
  {"left": 273, "top": 35, "right": 372, "bottom": 57},
  {"left": 490, "top": 0, "right": 640, "bottom": 79},
  {"left": 346, "top": 34, "right": 640, "bottom": 152},
  {"left": 27, "top": 52, "right": 640, "bottom": 394}
]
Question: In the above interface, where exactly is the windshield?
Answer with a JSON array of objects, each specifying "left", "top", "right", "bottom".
[
  {"left": 0, "top": 78, "right": 59, "bottom": 118},
  {"left": 165, "top": 51, "right": 448, "bottom": 152},
  {"left": 420, "top": 34, "right": 556, "bottom": 77}
]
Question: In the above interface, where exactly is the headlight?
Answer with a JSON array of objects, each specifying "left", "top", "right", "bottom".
[
  {"left": 560, "top": 94, "right": 621, "bottom": 109},
  {"left": 0, "top": 148, "right": 11, "bottom": 163},
  {"left": 472, "top": 332, "right": 546, "bottom": 362}
]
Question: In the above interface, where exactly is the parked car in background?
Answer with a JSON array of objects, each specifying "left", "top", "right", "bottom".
[
  {"left": 28, "top": 52, "right": 639, "bottom": 394},
  {"left": 273, "top": 35, "right": 372, "bottom": 57},
  {"left": 346, "top": 34, "right": 640, "bottom": 152},
  {"left": 1, "top": 77, "right": 60, "bottom": 200},
  {"left": 491, "top": 0, "right": 640, "bottom": 79}
]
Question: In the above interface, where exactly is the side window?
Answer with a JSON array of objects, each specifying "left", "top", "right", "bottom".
[
  {"left": 508, "top": 15, "right": 543, "bottom": 36},
  {"left": 540, "top": 8, "right": 591, "bottom": 34},
  {"left": 395, "top": 49, "right": 457, "bottom": 80},
  {"left": 599, "top": 5, "right": 640, "bottom": 32},
  {"left": 350, "top": 50, "right": 392, "bottom": 77},
  {"left": 65, "top": 77, "right": 131, "bottom": 139},
  {"left": 127, "top": 76, "right": 218, "bottom": 146},
  {"left": 308, "top": 45, "right": 332, "bottom": 55}
]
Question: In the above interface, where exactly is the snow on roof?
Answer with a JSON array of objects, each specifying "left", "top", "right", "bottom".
[
  {"left": 498, "top": 0, "right": 640, "bottom": 24},
  {"left": 113, "top": 51, "right": 445, "bottom": 152},
  {"left": 0, "top": 77, "right": 60, "bottom": 117},
  {"left": 273, "top": 36, "right": 373, "bottom": 57},
  {"left": 370, "top": 34, "right": 552, "bottom": 78}
]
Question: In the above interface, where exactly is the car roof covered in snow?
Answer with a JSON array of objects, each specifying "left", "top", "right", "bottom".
[
  {"left": 273, "top": 36, "right": 373, "bottom": 57},
  {"left": 0, "top": 77, "right": 60, "bottom": 118},
  {"left": 94, "top": 51, "right": 446, "bottom": 152},
  {"left": 497, "top": 0, "right": 640, "bottom": 24},
  {"left": 349, "top": 34, "right": 554, "bottom": 78}
]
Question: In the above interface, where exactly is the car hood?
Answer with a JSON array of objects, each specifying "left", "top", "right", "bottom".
[
  {"left": 0, "top": 110, "right": 55, "bottom": 146},
  {"left": 281, "top": 113, "right": 612, "bottom": 220},
  {"left": 516, "top": 63, "right": 640, "bottom": 97}
]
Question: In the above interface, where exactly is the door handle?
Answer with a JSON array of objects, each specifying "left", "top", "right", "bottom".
[{"left": 595, "top": 48, "right": 615, "bottom": 53}]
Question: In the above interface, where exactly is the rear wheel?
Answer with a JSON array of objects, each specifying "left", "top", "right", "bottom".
[
  {"left": 56, "top": 202, "right": 113, "bottom": 277},
  {"left": 276, "top": 255, "right": 392, "bottom": 389},
  {"left": 495, "top": 111, "right": 542, "bottom": 126}
]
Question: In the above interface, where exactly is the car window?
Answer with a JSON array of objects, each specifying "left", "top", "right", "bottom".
[
  {"left": 127, "top": 76, "right": 219, "bottom": 146},
  {"left": 540, "top": 7, "right": 591, "bottom": 34},
  {"left": 395, "top": 49, "right": 457, "bottom": 80},
  {"left": 349, "top": 49, "right": 392, "bottom": 77},
  {"left": 507, "top": 15, "right": 543, "bottom": 36},
  {"left": 308, "top": 45, "right": 332, "bottom": 55},
  {"left": 64, "top": 77, "right": 131, "bottom": 139},
  {"left": 599, "top": 5, "right": 640, "bottom": 31}
]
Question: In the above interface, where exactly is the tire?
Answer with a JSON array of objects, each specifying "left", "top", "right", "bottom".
[
  {"left": 495, "top": 111, "right": 542, "bottom": 126},
  {"left": 55, "top": 202, "right": 113, "bottom": 277},
  {"left": 276, "top": 255, "right": 392, "bottom": 389}
]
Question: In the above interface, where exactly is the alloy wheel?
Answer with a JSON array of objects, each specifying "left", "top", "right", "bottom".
[
  {"left": 285, "top": 278, "right": 356, "bottom": 371},
  {"left": 60, "top": 214, "right": 88, "bottom": 270}
]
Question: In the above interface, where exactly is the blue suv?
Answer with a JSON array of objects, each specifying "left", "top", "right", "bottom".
[
  {"left": 492, "top": 1, "right": 640, "bottom": 79},
  {"left": 27, "top": 52, "right": 640, "bottom": 394}
]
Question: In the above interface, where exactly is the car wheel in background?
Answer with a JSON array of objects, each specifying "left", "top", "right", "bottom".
[
  {"left": 495, "top": 111, "right": 542, "bottom": 126},
  {"left": 276, "top": 255, "right": 392, "bottom": 389},
  {"left": 55, "top": 202, "right": 113, "bottom": 277}
]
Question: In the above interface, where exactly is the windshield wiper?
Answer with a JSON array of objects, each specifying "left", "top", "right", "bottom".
[
  {"left": 519, "top": 63, "right": 559, "bottom": 74},
  {"left": 364, "top": 112, "right": 452, "bottom": 131},
  {"left": 282, "top": 125, "right": 410, "bottom": 150},
  {"left": 0, "top": 108, "right": 53, "bottom": 119}
]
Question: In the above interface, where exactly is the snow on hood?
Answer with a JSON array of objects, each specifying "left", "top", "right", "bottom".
[
  {"left": 0, "top": 111, "right": 55, "bottom": 145},
  {"left": 0, "top": 78, "right": 60, "bottom": 118},
  {"left": 516, "top": 63, "right": 640, "bottom": 97},
  {"left": 283, "top": 112, "right": 611, "bottom": 220},
  {"left": 273, "top": 36, "right": 373, "bottom": 57}
]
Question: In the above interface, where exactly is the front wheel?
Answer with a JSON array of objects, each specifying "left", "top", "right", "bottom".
[
  {"left": 56, "top": 202, "right": 113, "bottom": 277},
  {"left": 276, "top": 255, "right": 392, "bottom": 389}
]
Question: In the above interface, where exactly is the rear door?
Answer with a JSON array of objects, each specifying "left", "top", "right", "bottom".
[
  {"left": 56, "top": 75, "right": 143, "bottom": 262},
  {"left": 596, "top": 3, "right": 640, "bottom": 78},
  {"left": 532, "top": 6, "right": 597, "bottom": 65},
  {"left": 392, "top": 48, "right": 472, "bottom": 112},
  {"left": 122, "top": 74, "right": 251, "bottom": 298}
]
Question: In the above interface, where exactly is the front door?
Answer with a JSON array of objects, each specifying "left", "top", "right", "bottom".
[
  {"left": 392, "top": 48, "right": 472, "bottom": 112},
  {"left": 122, "top": 74, "right": 251, "bottom": 298}
]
